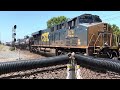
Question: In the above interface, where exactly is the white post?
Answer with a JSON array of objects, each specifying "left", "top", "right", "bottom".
[
  {"left": 66, "top": 64, "right": 76, "bottom": 79},
  {"left": 18, "top": 49, "right": 21, "bottom": 60},
  {"left": 66, "top": 52, "right": 83, "bottom": 79},
  {"left": 75, "top": 65, "right": 82, "bottom": 79},
  {"left": 15, "top": 47, "right": 16, "bottom": 52}
]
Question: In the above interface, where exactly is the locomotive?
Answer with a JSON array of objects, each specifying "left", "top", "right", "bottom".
[{"left": 16, "top": 14, "right": 120, "bottom": 59}]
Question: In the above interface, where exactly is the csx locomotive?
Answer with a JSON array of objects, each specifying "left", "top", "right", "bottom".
[{"left": 15, "top": 14, "right": 120, "bottom": 59}]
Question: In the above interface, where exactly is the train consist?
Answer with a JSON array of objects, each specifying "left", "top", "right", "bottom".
[{"left": 13, "top": 14, "right": 120, "bottom": 59}]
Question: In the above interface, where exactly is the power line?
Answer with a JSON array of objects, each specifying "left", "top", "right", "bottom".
[
  {"left": 102, "top": 14, "right": 120, "bottom": 22},
  {"left": 104, "top": 17, "right": 120, "bottom": 24},
  {"left": 101, "top": 12, "right": 120, "bottom": 19}
]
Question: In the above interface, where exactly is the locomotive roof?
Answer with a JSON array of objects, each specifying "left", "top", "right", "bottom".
[
  {"left": 31, "top": 29, "right": 44, "bottom": 36},
  {"left": 32, "top": 14, "right": 102, "bottom": 35},
  {"left": 79, "top": 22, "right": 103, "bottom": 27},
  {"left": 50, "top": 14, "right": 101, "bottom": 27},
  {"left": 32, "top": 31, "right": 39, "bottom": 36}
]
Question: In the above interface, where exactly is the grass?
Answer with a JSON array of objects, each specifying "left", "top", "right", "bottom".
[
  {"left": 9, "top": 47, "right": 15, "bottom": 51},
  {"left": 0, "top": 44, "right": 13, "bottom": 51},
  {"left": 0, "top": 44, "right": 4, "bottom": 51}
]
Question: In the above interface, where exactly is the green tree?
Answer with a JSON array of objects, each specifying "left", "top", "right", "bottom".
[
  {"left": 108, "top": 24, "right": 120, "bottom": 45},
  {"left": 108, "top": 24, "right": 120, "bottom": 36},
  {"left": 47, "top": 16, "right": 68, "bottom": 28}
]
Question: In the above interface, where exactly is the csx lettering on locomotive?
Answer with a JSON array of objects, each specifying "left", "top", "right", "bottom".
[{"left": 41, "top": 32, "right": 49, "bottom": 42}]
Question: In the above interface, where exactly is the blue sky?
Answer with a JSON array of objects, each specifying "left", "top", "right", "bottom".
[{"left": 0, "top": 11, "right": 120, "bottom": 43}]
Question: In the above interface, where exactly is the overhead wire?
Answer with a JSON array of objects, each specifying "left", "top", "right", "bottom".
[
  {"left": 102, "top": 12, "right": 120, "bottom": 21},
  {"left": 101, "top": 12, "right": 120, "bottom": 19}
]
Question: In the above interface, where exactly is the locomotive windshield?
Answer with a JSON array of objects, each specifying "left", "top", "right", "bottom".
[
  {"left": 79, "top": 15, "right": 93, "bottom": 23},
  {"left": 79, "top": 14, "right": 102, "bottom": 23},
  {"left": 94, "top": 15, "right": 102, "bottom": 22}
]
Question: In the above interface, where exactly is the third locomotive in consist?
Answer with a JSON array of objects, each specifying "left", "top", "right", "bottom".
[{"left": 15, "top": 14, "right": 120, "bottom": 59}]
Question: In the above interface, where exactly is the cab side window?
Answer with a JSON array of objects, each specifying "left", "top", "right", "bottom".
[{"left": 68, "top": 18, "right": 77, "bottom": 29}]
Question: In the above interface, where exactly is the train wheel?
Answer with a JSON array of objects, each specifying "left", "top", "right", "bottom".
[
  {"left": 58, "top": 50, "right": 63, "bottom": 55},
  {"left": 55, "top": 49, "right": 59, "bottom": 56},
  {"left": 106, "top": 52, "right": 112, "bottom": 59},
  {"left": 112, "top": 51, "right": 118, "bottom": 60},
  {"left": 56, "top": 50, "right": 65, "bottom": 56},
  {"left": 61, "top": 51, "right": 66, "bottom": 55}
]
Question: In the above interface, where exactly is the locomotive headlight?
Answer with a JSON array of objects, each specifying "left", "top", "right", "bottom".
[
  {"left": 85, "top": 28, "right": 88, "bottom": 30},
  {"left": 78, "top": 39, "right": 81, "bottom": 45}
]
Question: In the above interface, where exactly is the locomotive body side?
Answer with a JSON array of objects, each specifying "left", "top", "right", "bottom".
[{"left": 29, "top": 14, "right": 120, "bottom": 59}]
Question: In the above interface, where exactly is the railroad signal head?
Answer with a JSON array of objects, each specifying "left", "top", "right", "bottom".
[
  {"left": 13, "top": 33, "right": 16, "bottom": 36},
  {"left": 14, "top": 38, "right": 16, "bottom": 42},
  {"left": 14, "top": 25, "right": 17, "bottom": 29}
]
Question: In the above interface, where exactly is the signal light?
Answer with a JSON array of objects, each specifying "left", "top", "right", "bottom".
[
  {"left": 14, "top": 25, "right": 17, "bottom": 29},
  {"left": 14, "top": 38, "right": 16, "bottom": 42},
  {"left": 13, "top": 33, "right": 16, "bottom": 36}
]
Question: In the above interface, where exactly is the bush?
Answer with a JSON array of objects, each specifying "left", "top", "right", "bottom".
[{"left": 9, "top": 47, "right": 15, "bottom": 51}]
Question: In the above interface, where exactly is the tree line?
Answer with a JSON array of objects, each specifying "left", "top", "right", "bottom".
[{"left": 108, "top": 24, "right": 120, "bottom": 37}]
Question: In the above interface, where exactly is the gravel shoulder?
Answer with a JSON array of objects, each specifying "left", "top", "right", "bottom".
[{"left": 0, "top": 45, "right": 45, "bottom": 62}]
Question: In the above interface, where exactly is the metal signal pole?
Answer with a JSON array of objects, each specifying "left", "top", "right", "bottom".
[{"left": 12, "top": 25, "right": 17, "bottom": 48}]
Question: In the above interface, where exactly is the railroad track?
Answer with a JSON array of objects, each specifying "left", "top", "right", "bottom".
[
  {"left": 0, "top": 64, "right": 66, "bottom": 79},
  {"left": 0, "top": 63, "right": 120, "bottom": 79}
]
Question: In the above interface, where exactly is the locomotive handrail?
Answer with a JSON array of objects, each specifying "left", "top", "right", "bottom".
[
  {"left": 94, "top": 33, "right": 102, "bottom": 48},
  {"left": 110, "top": 33, "right": 112, "bottom": 47},
  {"left": 94, "top": 33, "right": 102, "bottom": 53},
  {"left": 88, "top": 34, "right": 95, "bottom": 46}
]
